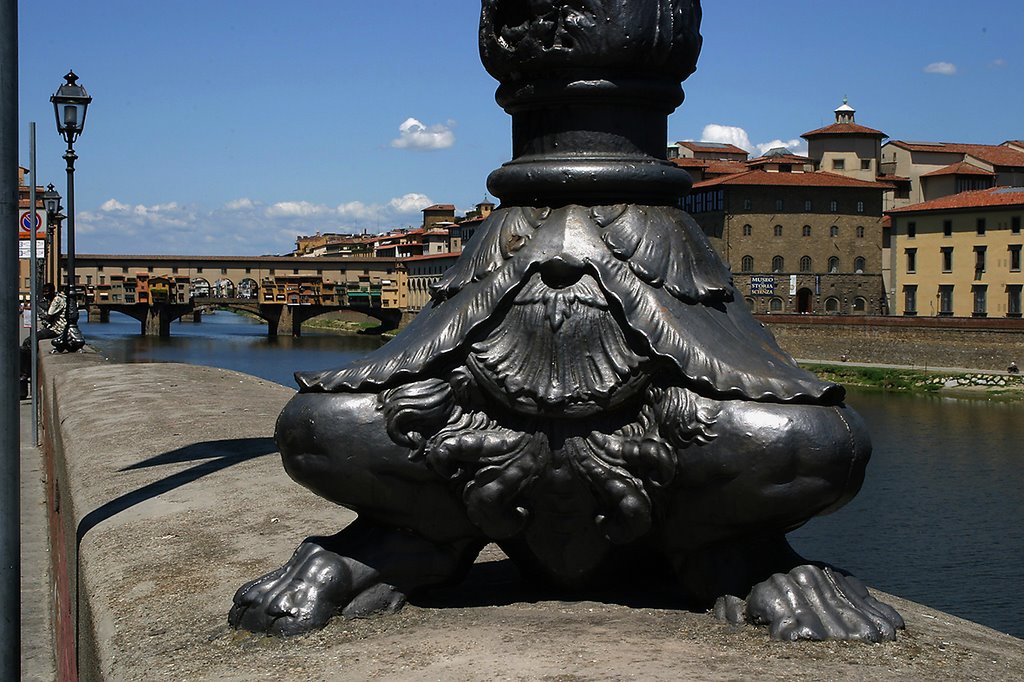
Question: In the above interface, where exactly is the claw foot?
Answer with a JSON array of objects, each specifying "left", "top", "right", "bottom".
[
  {"left": 229, "top": 540, "right": 405, "bottom": 637},
  {"left": 715, "top": 564, "right": 905, "bottom": 642}
]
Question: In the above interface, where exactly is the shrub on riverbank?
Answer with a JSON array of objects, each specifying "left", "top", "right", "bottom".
[{"left": 803, "top": 363, "right": 1024, "bottom": 400}]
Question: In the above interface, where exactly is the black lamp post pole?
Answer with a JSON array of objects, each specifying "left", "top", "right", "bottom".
[{"left": 62, "top": 141, "right": 80, "bottom": 339}]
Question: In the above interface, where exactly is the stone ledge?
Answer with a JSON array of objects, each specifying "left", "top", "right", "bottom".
[{"left": 39, "top": 352, "right": 1024, "bottom": 681}]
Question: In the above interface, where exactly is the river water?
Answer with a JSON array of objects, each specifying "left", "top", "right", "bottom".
[{"left": 81, "top": 312, "right": 1024, "bottom": 639}]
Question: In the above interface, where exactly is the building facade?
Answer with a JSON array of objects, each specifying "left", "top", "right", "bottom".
[
  {"left": 888, "top": 187, "right": 1024, "bottom": 318},
  {"left": 686, "top": 169, "right": 887, "bottom": 315}
]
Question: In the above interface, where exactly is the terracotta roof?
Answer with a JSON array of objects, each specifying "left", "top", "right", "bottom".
[
  {"left": 692, "top": 169, "right": 887, "bottom": 190},
  {"left": 705, "top": 161, "right": 750, "bottom": 176},
  {"left": 881, "top": 215, "right": 892, "bottom": 228},
  {"left": 746, "top": 154, "right": 811, "bottom": 167},
  {"left": 423, "top": 204, "right": 455, "bottom": 211},
  {"left": 673, "top": 141, "right": 748, "bottom": 156},
  {"left": 887, "top": 186, "right": 1024, "bottom": 214},
  {"left": 886, "top": 141, "right": 1024, "bottom": 167},
  {"left": 921, "top": 161, "right": 995, "bottom": 178},
  {"left": 876, "top": 174, "right": 910, "bottom": 183},
  {"left": 801, "top": 122, "right": 886, "bottom": 138},
  {"left": 670, "top": 157, "right": 711, "bottom": 168}
]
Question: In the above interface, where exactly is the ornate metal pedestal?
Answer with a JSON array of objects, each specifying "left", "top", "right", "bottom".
[{"left": 230, "top": 0, "right": 904, "bottom": 642}]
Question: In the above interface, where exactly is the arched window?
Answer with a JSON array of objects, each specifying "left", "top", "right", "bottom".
[
  {"left": 853, "top": 297, "right": 867, "bottom": 313},
  {"left": 741, "top": 255, "right": 754, "bottom": 272},
  {"left": 830, "top": 200, "right": 838, "bottom": 212},
  {"left": 828, "top": 256, "right": 840, "bottom": 273},
  {"left": 856, "top": 225, "right": 865, "bottom": 238},
  {"left": 830, "top": 225, "right": 839, "bottom": 237},
  {"left": 769, "top": 297, "right": 784, "bottom": 312},
  {"left": 802, "top": 225, "right": 812, "bottom": 237},
  {"left": 854, "top": 256, "right": 866, "bottom": 273},
  {"left": 772, "top": 256, "right": 784, "bottom": 272},
  {"left": 743, "top": 224, "right": 752, "bottom": 236},
  {"left": 799, "top": 256, "right": 812, "bottom": 272},
  {"left": 825, "top": 297, "right": 840, "bottom": 313},
  {"left": 744, "top": 297, "right": 755, "bottom": 310},
  {"left": 774, "top": 225, "right": 783, "bottom": 237}
]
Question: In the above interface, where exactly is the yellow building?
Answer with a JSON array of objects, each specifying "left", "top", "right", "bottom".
[{"left": 888, "top": 187, "right": 1023, "bottom": 318}]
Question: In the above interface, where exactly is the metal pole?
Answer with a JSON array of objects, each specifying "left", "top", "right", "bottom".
[
  {"left": 62, "top": 141, "right": 82, "bottom": 349},
  {"left": 0, "top": 0, "right": 21, "bottom": 676},
  {"left": 29, "top": 124, "right": 38, "bottom": 445}
]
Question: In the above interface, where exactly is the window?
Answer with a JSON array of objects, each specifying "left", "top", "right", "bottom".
[
  {"left": 799, "top": 256, "right": 812, "bottom": 272},
  {"left": 972, "top": 285, "right": 987, "bottom": 317},
  {"left": 98, "top": 265, "right": 104, "bottom": 272},
  {"left": 147, "top": 266, "right": 154, "bottom": 273},
  {"left": 292, "top": 268, "right": 299, "bottom": 275},
  {"left": 856, "top": 225, "right": 865, "bottom": 238},
  {"left": 941, "top": 220, "right": 952, "bottom": 237},
  {"left": 856, "top": 201, "right": 865, "bottom": 213},
  {"left": 740, "top": 255, "right": 754, "bottom": 272},
  {"left": 775, "top": 199, "right": 784, "bottom": 211},
  {"left": 802, "top": 225, "right": 811, "bottom": 237},
  {"left": 904, "top": 285, "right": 917, "bottom": 315},
  {"left": 829, "top": 256, "right": 840, "bottom": 273},
  {"left": 976, "top": 218, "right": 986, "bottom": 235},
  {"left": 941, "top": 247, "right": 953, "bottom": 273},
  {"left": 769, "top": 297, "right": 783, "bottom": 312},
  {"left": 196, "top": 267, "right": 203, "bottom": 274},
  {"left": 907, "top": 222, "right": 916, "bottom": 238},
  {"left": 743, "top": 198, "right": 752, "bottom": 210},
  {"left": 854, "top": 256, "right": 866, "bottom": 273},
  {"left": 861, "top": 159, "right": 872, "bottom": 171},
  {"left": 830, "top": 225, "right": 839, "bottom": 237},
  {"left": 1013, "top": 216, "right": 1021, "bottom": 234},
  {"left": 772, "top": 256, "right": 784, "bottom": 272},
  {"left": 853, "top": 297, "right": 867, "bottom": 313},
  {"left": 974, "top": 246, "right": 986, "bottom": 275},
  {"left": 774, "top": 225, "right": 783, "bottom": 237},
  {"left": 1009, "top": 285, "right": 1022, "bottom": 317},
  {"left": 804, "top": 200, "right": 812, "bottom": 212},
  {"left": 742, "top": 224, "right": 752, "bottom": 236},
  {"left": 905, "top": 249, "right": 916, "bottom": 273},
  {"left": 830, "top": 200, "right": 838, "bottom": 212},
  {"left": 832, "top": 159, "right": 845, "bottom": 170},
  {"left": 939, "top": 285, "right": 954, "bottom": 316},
  {"left": 825, "top": 297, "right": 840, "bottom": 313},
  {"left": 1011, "top": 245, "right": 1022, "bottom": 272}
]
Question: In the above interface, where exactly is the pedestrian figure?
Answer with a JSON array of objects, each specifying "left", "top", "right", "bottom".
[
  {"left": 18, "top": 284, "right": 64, "bottom": 399},
  {"left": 1009, "top": 361, "right": 1020, "bottom": 375}
]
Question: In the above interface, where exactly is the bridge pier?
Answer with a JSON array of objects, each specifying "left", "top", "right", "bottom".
[
  {"left": 192, "top": 310, "right": 202, "bottom": 323},
  {"left": 144, "top": 307, "right": 172, "bottom": 337}
]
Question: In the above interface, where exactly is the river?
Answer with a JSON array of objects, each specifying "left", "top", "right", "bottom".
[{"left": 81, "top": 311, "right": 1024, "bottom": 639}]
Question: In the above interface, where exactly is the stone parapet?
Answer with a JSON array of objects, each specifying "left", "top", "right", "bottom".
[{"left": 38, "top": 352, "right": 1024, "bottom": 680}]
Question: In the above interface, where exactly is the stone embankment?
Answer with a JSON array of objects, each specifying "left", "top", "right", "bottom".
[
  {"left": 762, "top": 315, "right": 1024, "bottom": 372},
  {"left": 38, "top": 351, "right": 1024, "bottom": 681}
]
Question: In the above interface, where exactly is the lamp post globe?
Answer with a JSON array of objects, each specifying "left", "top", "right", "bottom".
[{"left": 50, "top": 71, "right": 91, "bottom": 353}]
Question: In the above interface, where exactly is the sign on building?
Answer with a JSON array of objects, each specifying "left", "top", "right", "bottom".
[{"left": 749, "top": 275, "right": 776, "bottom": 296}]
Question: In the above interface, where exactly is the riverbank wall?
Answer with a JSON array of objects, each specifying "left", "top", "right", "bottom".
[
  {"left": 37, "top": 351, "right": 1024, "bottom": 680},
  {"left": 760, "top": 315, "right": 1024, "bottom": 371}
]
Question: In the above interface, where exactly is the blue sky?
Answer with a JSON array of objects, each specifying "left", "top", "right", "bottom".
[{"left": 18, "top": 1, "right": 1023, "bottom": 256}]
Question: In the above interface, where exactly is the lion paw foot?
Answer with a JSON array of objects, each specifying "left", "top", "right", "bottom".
[
  {"left": 734, "top": 564, "right": 904, "bottom": 642},
  {"left": 229, "top": 541, "right": 406, "bottom": 636}
]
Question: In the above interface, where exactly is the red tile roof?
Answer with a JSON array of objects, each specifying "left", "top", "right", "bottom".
[
  {"left": 887, "top": 186, "right": 1024, "bottom": 214},
  {"left": 875, "top": 174, "right": 910, "bottom": 187},
  {"left": 673, "top": 141, "right": 748, "bottom": 156},
  {"left": 693, "top": 169, "right": 887, "bottom": 189},
  {"left": 801, "top": 122, "right": 886, "bottom": 138},
  {"left": 746, "top": 154, "right": 811, "bottom": 167},
  {"left": 705, "top": 161, "right": 750, "bottom": 175},
  {"left": 921, "top": 161, "right": 995, "bottom": 178},
  {"left": 423, "top": 204, "right": 455, "bottom": 211},
  {"left": 887, "top": 141, "right": 1024, "bottom": 167}
]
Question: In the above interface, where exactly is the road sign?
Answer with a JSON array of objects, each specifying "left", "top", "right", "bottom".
[{"left": 18, "top": 210, "right": 45, "bottom": 239}]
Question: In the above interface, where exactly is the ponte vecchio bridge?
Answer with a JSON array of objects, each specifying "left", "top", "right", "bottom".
[{"left": 72, "top": 254, "right": 413, "bottom": 336}]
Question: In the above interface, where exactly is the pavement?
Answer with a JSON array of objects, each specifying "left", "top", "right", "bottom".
[
  {"left": 30, "top": 351, "right": 1024, "bottom": 680},
  {"left": 796, "top": 358, "right": 1021, "bottom": 376},
  {"left": 20, "top": 397, "right": 58, "bottom": 680}
]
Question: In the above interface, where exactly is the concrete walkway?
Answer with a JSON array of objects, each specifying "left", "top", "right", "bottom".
[
  {"left": 20, "top": 397, "right": 57, "bottom": 680},
  {"left": 796, "top": 358, "right": 1021, "bottom": 376},
  {"left": 34, "top": 352, "right": 1024, "bottom": 680}
]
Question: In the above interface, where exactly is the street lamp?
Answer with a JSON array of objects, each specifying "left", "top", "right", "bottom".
[
  {"left": 50, "top": 71, "right": 91, "bottom": 353},
  {"left": 41, "top": 184, "right": 61, "bottom": 288}
]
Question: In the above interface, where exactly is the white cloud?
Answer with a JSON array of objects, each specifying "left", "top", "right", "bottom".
[
  {"left": 390, "top": 117, "right": 456, "bottom": 150},
  {"left": 74, "top": 191, "right": 437, "bottom": 256},
  {"left": 989, "top": 58, "right": 1006, "bottom": 69},
  {"left": 224, "top": 197, "right": 256, "bottom": 210},
  {"left": 388, "top": 193, "right": 432, "bottom": 213},
  {"left": 698, "top": 124, "right": 808, "bottom": 157},
  {"left": 924, "top": 61, "right": 957, "bottom": 76},
  {"left": 265, "top": 201, "right": 330, "bottom": 218},
  {"left": 700, "top": 124, "right": 753, "bottom": 152}
]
